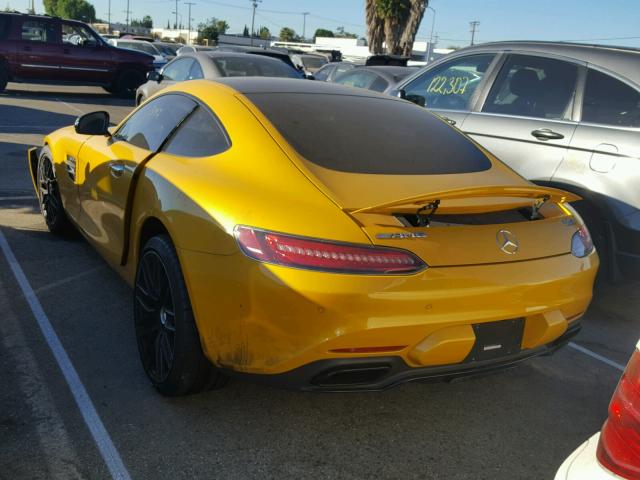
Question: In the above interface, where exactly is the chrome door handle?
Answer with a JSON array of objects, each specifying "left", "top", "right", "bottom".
[
  {"left": 109, "top": 162, "right": 125, "bottom": 178},
  {"left": 531, "top": 128, "right": 564, "bottom": 141}
]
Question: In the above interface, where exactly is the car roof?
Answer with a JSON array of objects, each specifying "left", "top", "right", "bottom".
[
  {"left": 213, "top": 77, "right": 401, "bottom": 98},
  {"left": 199, "top": 51, "right": 291, "bottom": 62},
  {"left": 456, "top": 40, "right": 640, "bottom": 84}
]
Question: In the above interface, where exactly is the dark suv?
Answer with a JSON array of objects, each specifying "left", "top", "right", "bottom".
[{"left": 0, "top": 12, "right": 154, "bottom": 96}]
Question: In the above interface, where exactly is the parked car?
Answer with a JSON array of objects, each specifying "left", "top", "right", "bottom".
[
  {"left": 291, "top": 52, "right": 328, "bottom": 74},
  {"left": 107, "top": 38, "right": 168, "bottom": 70},
  {"left": 333, "top": 66, "right": 418, "bottom": 93},
  {"left": 136, "top": 52, "right": 303, "bottom": 105},
  {"left": 0, "top": 12, "right": 154, "bottom": 96},
  {"left": 555, "top": 340, "right": 640, "bottom": 479},
  {"left": 313, "top": 61, "right": 357, "bottom": 82},
  {"left": 176, "top": 45, "right": 213, "bottom": 55},
  {"left": 29, "top": 78, "right": 597, "bottom": 396},
  {"left": 214, "top": 45, "right": 303, "bottom": 76},
  {"left": 393, "top": 41, "right": 640, "bottom": 280},
  {"left": 154, "top": 42, "right": 182, "bottom": 60}
]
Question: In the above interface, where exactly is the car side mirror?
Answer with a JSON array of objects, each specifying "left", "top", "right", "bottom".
[
  {"left": 147, "top": 70, "right": 162, "bottom": 83},
  {"left": 74, "top": 111, "right": 110, "bottom": 136},
  {"left": 396, "top": 89, "right": 406, "bottom": 99},
  {"left": 305, "top": 73, "right": 315, "bottom": 80},
  {"left": 405, "top": 94, "right": 426, "bottom": 107}
]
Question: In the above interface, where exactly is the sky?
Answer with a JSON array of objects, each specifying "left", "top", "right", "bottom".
[{"left": 20, "top": 0, "right": 640, "bottom": 48}]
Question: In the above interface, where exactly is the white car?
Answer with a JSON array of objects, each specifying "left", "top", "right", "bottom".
[
  {"left": 556, "top": 340, "right": 640, "bottom": 479},
  {"left": 108, "top": 38, "right": 168, "bottom": 70}
]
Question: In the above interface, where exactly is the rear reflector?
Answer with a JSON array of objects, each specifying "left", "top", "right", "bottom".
[
  {"left": 234, "top": 226, "right": 426, "bottom": 274},
  {"left": 597, "top": 349, "right": 640, "bottom": 479}
]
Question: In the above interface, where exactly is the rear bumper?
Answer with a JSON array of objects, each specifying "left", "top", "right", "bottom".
[
  {"left": 555, "top": 433, "right": 615, "bottom": 480},
  {"left": 227, "top": 323, "right": 581, "bottom": 391}
]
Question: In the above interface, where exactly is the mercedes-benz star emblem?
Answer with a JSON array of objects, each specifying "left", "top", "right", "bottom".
[{"left": 497, "top": 229, "right": 519, "bottom": 255}]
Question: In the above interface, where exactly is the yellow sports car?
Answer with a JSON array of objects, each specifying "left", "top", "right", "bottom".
[{"left": 29, "top": 79, "right": 598, "bottom": 395}]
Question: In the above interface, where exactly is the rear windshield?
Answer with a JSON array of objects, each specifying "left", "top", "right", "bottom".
[
  {"left": 0, "top": 15, "right": 9, "bottom": 40},
  {"left": 302, "top": 56, "right": 327, "bottom": 69},
  {"left": 213, "top": 56, "right": 299, "bottom": 78},
  {"left": 246, "top": 93, "right": 492, "bottom": 175}
]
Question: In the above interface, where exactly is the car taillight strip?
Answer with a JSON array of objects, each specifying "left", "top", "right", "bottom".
[{"left": 234, "top": 225, "right": 426, "bottom": 274}]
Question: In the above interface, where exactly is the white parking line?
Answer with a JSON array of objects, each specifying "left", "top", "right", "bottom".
[
  {"left": 568, "top": 342, "right": 626, "bottom": 372},
  {"left": 0, "top": 229, "right": 131, "bottom": 480}
]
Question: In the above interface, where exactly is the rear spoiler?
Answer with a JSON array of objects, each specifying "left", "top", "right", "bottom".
[{"left": 348, "top": 185, "right": 581, "bottom": 215}]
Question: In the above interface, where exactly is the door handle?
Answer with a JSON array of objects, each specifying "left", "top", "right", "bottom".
[
  {"left": 109, "top": 162, "right": 125, "bottom": 178},
  {"left": 531, "top": 128, "right": 564, "bottom": 141},
  {"left": 439, "top": 115, "right": 457, "bottom": 126}
]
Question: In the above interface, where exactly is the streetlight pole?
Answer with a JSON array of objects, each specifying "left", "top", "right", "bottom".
[
  {"left": 302, "top": 11, "right": 309, "bottom": 41},
  {"left": 175, "top": 0, "right": 179, "bottom": 29},
  {"left": 124, "top": 0, "right": 131, "bottom": 31},
  {"left": 426, "top": 6, "right": 436, "bottom": 63},
  {"left": 250, "top": 0, "right": 261, "bottom": 46},
  {"left": 107, "top": 0, "right": 111, "bottom": 33},
  {"left": 185, "top": 2, "right": 195, "bottom": 44}
]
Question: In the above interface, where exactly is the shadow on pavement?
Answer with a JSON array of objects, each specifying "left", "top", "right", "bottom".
[{"left": 1, "top": 88, "right": 134, "bottom": 107}]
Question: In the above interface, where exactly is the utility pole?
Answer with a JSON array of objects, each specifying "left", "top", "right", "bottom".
[
  {"left": 185, "top": 2, "right": 195, "bottom": 44},
  {"left": 426, "top": 6, "right": 435, "bottom": 63},
  {"left": 107, "top": 0, "right": 111, "bottom": 33},
  {"left": 301, "top": 12, "right": 309, "bottom": 41},
  {"left": 469, "top": 20, "right": 480, "bottom": 45},
  {"left": 124, "top": 0, "right": 131, "bottom": 31},
  {"left": 174, "top": 0, "right": 180, "bottom": 30},
  {"left": 250, "top": 0, "right": 261, "bottom": 46}
]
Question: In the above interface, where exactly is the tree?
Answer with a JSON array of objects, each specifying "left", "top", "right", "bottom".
[
  {"left": 258, "top": 26, "right": 270, "bottom": 39},
  {"left": 365, "top": 0, "right": 427, "bottom": 56},
  {"left": 198, "top": 17, "right": 228, "bottom": 43},
  {"left": 279, "top": 27, "right": 297, "bottom": 42},
  {"left": 215, "top": 20, "right": 229, "bottom": 35},
  {"left": 43, "top": 0, "right": 96, "bottom": 22},
  {"left": 131, "top": 15, "right": 153, "bottom": 28},
  {"left": 166, "top": 19, "right": 170, "bottom": 29},
  {"left": 335, "top": 26, "right": 357, "bottom": 38},
  {"left": 243, "top": 25, "right": 249, "bottom": 37},
  {"left": 313, "top": 28, "right": 333, "bottom": 40}
]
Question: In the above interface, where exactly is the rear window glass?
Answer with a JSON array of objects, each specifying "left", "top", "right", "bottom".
[
  {"left": 247, "top": 93, "right": 492, "bottom": 175},
  {"left": 0, "top": 16, "right": 9, "bottom": 40},
  {"left": 212, "top": 56, "right": 299, "bottom": 78}
]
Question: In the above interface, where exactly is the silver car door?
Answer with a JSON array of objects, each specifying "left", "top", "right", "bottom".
[{"left": 461, "top": 54, "right": 580, "bottom": 181}]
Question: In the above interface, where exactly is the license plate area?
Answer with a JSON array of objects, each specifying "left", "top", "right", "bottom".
[{"left": 466, "top": 318, "right": 525, "bottom": 362}]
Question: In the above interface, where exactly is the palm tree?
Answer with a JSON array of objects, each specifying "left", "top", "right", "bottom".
[{"left": 366, "top": 0, "right": 428, "bottom": 57}]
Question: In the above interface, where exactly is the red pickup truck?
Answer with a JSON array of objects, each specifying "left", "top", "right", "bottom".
[{"left": 0, "top": 12, "right": 154, "bottom": 96}]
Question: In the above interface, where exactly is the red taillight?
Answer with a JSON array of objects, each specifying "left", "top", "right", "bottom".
[
  {"left": 597, "top": 349, "right": 640, "bottom": 479},
  {"left": 234, "top": 226, "right": 426, "bottom": 274}
]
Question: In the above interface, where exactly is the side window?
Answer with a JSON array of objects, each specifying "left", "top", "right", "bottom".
[
  {"left": 582, "top": 69, "right": 640, "bottom": 128},
  {"left": 0, "top": 16, "right": 10, "bottom": 40},
  {"left": 163, "top": 106, "right": 230, "bottom": 157},
  {"left": 333, "top": 64, "right": 354, "bottom": 79},
  {"left": 370, "top": 76, "right": 389, "bottom": 92},
  {"left": 62, "top": 22, "right": 98, "bottom": 47},
  {"left": 188, "top": 60, "right": 204, "bottom": 80},
  {"left": 313, "top": 66, "right": 330, "bottom": 81},
  {"left": 21, "top": 20, "right": 56, "bottom": 42},
  {"left": 402, "top": 54, "right": 495, "bottom": 110},
  {"left": 483, "top": 55, "right": 578, "bottom": 120},
  {"left": 114, "top": 94, "right": 197, "bottom": 151},
  {"left": 163, "top": 58, "right": 194, "bottom": 81},
  {"left": 335, "top": 70, "right": 377, "bottom": 89}
]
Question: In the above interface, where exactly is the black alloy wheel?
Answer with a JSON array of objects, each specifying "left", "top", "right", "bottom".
[
  {"left": 134, "top": 235, "right": 228, "bottom": 395},
  {"left": 135, "top": 248, "right": 177, "bottom": 384},
  {"left": 37, "top": 149, "right": 71, "bottom": 234}
]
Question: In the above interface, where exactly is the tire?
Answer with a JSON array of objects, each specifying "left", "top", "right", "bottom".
[
  {"left": 114, "top": 69, "right": 145, "bottom": 98},
  {"left": 0, "top": 61, "right": 8, "bottom": 93},
  {"left": 134, "top": 235, "right": 228, "bottom": 396},
  {"left": 36, "top": 147, "right": 73, "bottom": 235}
]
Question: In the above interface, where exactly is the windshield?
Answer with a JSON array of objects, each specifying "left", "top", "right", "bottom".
[
  {"left": 302, "top": 56, "right": 327, "bottom": 68},
  {"left": 247, "top": 93, "right": 492, "bottom": 175}
]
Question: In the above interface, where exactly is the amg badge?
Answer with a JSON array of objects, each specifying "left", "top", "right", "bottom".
[{"left": 376, "top": 232, "right": 427, "bottom": 240}]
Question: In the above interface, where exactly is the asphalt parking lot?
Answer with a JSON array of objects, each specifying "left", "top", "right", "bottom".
[{"left": 0, "top": 83, "right": 638, "bottom": 480}]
